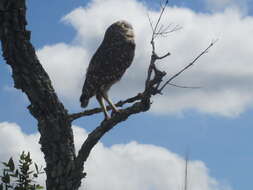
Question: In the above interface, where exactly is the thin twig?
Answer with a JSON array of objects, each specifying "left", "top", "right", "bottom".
[
  {"left": 154, "top": 24, "right": 182, "bottom": 37},
  {"left": 147, "top": 12, "right": 154, "bottom": 33},
  {"left": 168, "top": 83, "right": 201, "bottom": 89},
  {"left": 156, "top": 52, "right": 171, "bottom": 59},
  {"left": 159, "top": 41, "right": 217, "bottom": 92},
  {"left": 152, "top": 0, "right": 169, "bottom": 40}
]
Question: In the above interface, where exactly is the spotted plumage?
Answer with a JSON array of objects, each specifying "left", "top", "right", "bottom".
[{"left": 80, "top": 20, "right": 135, "bottom": 119}]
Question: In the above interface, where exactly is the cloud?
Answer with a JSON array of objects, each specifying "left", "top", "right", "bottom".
[
  {"left": 37, "top": 0, "right": 253, "bottom": 117},
  {"left": 37, "top": 43, "right": 89, "bottom": 102},
  {"left": 0, "top": 122, "right": 46, "bottom": 186},
  {"left": 0, "top": 122, "right": 231, "bottom": 190}
]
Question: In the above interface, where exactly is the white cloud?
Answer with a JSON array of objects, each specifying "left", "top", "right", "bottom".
[
  {"left": 37, "top": 0, "right": 253, "bottom": 117},
  {"left": 38, "top": 43, "right": 89, "bottom": 102},
  {"left": 0, "top": 122, "right": 231, "bottom": 190},
  {"left": 0, "top": 122, "right": 46, "bottom": 186},
  {"left": 0, "top": 122, "right": 42, "bottom": 162}
]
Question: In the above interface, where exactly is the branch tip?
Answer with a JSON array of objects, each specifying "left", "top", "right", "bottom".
[{"left": 159, "top": 41, "right": 216, "bottom": 92}]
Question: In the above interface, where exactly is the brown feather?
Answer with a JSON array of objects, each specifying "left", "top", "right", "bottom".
[{"left": 80, "top": 20, "right": 135, "bottom": 108}]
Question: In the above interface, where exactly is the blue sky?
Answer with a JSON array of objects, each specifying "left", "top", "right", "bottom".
[{"left": 0, "top": 0, "right": 253, "bottom": 190}]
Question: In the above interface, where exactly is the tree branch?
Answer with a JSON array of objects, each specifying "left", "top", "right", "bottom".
[
  {"left": 68, "top": 93, "right": 143, "bottom": 121},
  {"left": 74, "top": 100, "right": 150, "bottom": 172},
  {"left": 159, "top": 41, "right": 217, "bottom": 92},
  {"left": 156, "top": 52, "right": 171, "bottom": 59}
]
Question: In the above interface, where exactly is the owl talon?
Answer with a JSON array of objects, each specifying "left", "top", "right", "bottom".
[{"left": 111, "top": 109, "right": 122, "bottom": 117}]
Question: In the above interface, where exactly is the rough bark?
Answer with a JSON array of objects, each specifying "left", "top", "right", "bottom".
[{"left": 0, "top": 0, "right": 79, "bottom": 189}]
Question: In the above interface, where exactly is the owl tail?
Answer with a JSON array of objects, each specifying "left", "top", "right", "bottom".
[{"left": 80, "top": 94, "right": 89, "bottom": 108}]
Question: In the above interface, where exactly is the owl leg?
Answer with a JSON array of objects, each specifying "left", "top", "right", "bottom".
[
  {"left": 96, "top": 94, "right": 110, "bottom": 120},
  {"left": 101, "top": 92, "right": 119, "bottom": 113}
]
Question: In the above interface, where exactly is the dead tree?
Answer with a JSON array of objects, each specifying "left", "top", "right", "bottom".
[{"left": 0, "top": 0, "right": 215, "bottom": 189}]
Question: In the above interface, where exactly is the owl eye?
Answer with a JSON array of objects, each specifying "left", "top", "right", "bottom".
[{"left": 122, "top": 23, "right": 127, "bottom": 28}]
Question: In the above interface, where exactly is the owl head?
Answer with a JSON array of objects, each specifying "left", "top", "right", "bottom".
[{"left": 105, "top": 20, "right": 134, "bottom": 41}]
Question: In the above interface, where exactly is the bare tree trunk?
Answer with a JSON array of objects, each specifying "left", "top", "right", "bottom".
[{"left": 0, "top": 0, "right": 83, "bottom": 189}]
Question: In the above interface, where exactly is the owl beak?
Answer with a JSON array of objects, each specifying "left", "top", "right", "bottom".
[{"left": 126, "top": 30, "right": 134, "bottom": 38}]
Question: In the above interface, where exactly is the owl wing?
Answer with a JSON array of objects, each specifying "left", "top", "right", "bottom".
[
  {"left": 81, "top": 43, "right": 114, "bottom": 100},
  {"left": 80, "top": 40, "right": 135, "bottom": 107},
  {"left": 87, "top": 42, "right": 134, "bottom": 82}
]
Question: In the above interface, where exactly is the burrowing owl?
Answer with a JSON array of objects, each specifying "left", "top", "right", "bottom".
[{"left": 80, "top": 20, "right": 135, "bottom": 119}]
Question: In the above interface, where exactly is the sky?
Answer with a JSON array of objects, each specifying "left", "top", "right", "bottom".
[{"left": 0, "top": 0, "right": 253, "bottom": 189}]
